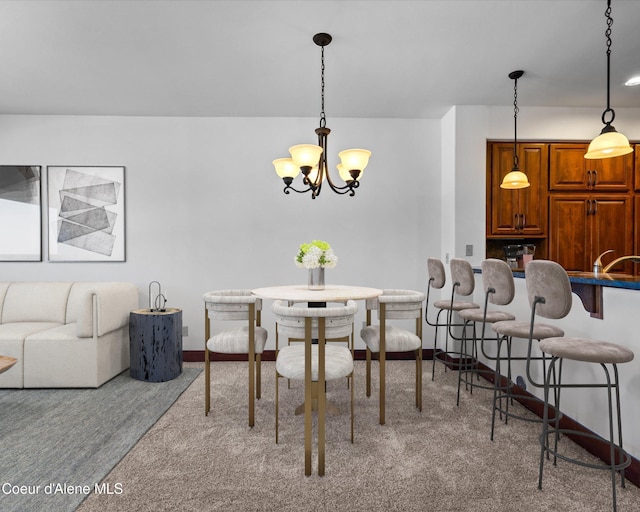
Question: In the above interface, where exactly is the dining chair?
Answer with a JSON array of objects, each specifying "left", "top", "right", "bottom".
[
  {"left": 456, "top": 259, "right": 516, "bottom": 406},
  {"left": 276, "top": 300, "right": 353, "bottom": 390},
  {"left": 426, "top": 258, "right": 479, "bottom": 381},
  {"left": 360, "top": 289, "right": 425, "bottom": 425},
  {"left": 203, "top": 290, "right": 268, "bottom": 427},
  {"left": 273, "top": 299, "right": 357, "bottom": 476},
  {"left": 527, "top": 261, "right": 634, "bottom": 512}
]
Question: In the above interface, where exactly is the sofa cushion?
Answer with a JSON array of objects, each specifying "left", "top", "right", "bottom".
[
  {"left": 2, "top": 282, "right": 72, "bottom": 324},
  {"left": 0, "top": 322, "right": 62, "bottom": 388}
]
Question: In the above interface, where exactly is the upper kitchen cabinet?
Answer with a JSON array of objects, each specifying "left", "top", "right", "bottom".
[
  {"left": 635, "top": 144, "right": 640, "bottom": 192},
  {"left": 487, "top": 142, "right": 548, "bottom": 237},
  {"left": 549, "top": 143, "right": 633, "bottom": 192}
]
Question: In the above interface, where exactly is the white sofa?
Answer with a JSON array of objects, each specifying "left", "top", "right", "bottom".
[{"left": 0, "top": 281, "right": 139, "bottom": 388}]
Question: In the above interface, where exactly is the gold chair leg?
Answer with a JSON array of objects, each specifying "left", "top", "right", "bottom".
[
  {"left": 365, "top": 348, "right": 372, "bottom": 397},
  {"left": 304, "top": 318, "right": 312, "bottom": 477},
  {"left": 416, "top": 348, "right": 423, "bottom": 411},
  {"left": 350, "top": 371, "right": 355, "bottom": 443},
  {"left": 205, "top": 348, "right": 211, "bottom": 416},
  {"left": 256, "top": 354, "right": 262, "bottom": 400},
  {"left": 379, "top": 350, "right": 386, "bottom": 425},
  {"left": 318, "top": 317, "right": 326, "bottom": 477},
  {"left": 275, "top": 370, "right": 279, "bottom": 444}
]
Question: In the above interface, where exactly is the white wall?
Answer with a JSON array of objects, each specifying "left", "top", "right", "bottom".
[{"left": 0, "top": 114, "right": 440, "bottom": 350}]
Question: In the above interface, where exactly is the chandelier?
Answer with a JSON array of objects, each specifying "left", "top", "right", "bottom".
[
  {"left": 272, "top": 33, "right": 371, "bottom": 199},
  {"left": 500, "top": 70, "right": 530, "bottom": 189},
  {"left": 584, "top": 0, "right": 632, "bottom": 159}
]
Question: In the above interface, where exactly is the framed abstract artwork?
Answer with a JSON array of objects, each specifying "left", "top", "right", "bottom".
[
  {"left": 0, "top": 166, "right": 42, "bottom": 261},
  {"left": 47, "top": 166, "right": 126, "bottom": 262}
]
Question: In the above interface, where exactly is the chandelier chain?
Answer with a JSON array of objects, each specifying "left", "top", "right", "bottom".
[{"left": 320, "top": 45, "right": 326, "bottom": 128}]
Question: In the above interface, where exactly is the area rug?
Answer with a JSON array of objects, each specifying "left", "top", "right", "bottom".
[{"left": 0, "top": 368, "right": 200, "bottom": 512}]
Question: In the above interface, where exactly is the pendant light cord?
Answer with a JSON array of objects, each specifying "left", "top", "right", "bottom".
[
  {"left": 513, "top": 75, "right": 519, "bottom": 170},
  {"left": 603, "top": 0, "right": 615, "bottom": 125}
]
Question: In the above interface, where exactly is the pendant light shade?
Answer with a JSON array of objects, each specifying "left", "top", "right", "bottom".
[
  {"left": 500, "top": 70, "right": 530, "bottom": 190},
  {"left": 585, "top": 0, "right": 632, "bottom": 160},
  {"left": 585, "top": 126, "right": 633, "bottom": 159},
  {"left": 501, "top": 170, "right": 530, "bottom": 189}
]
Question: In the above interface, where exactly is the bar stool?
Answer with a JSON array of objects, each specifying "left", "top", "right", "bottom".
[
  {"left": 529, "top": 261, "right": 634, "bottom": 512},
  {"left": 488, "top": 263, "right": 567, "bottom": 440},
  {"left": 426, "top": 258, "right": 479, "bottom": 381},
  {"left": 456, "top": 259, "right": 516, "bottom": 406}
]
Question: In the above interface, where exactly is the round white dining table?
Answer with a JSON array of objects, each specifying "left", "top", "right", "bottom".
[{"left": 251, "top": 284, "right": 382, "bottom": 303}]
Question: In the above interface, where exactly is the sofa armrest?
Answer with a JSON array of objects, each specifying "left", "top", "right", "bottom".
[{"left": 75, "top": 283, "right": 139, "bottom": 338}]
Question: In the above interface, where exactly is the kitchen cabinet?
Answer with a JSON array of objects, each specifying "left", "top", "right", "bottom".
[
  {"left": 635, "top": 144, "right": 640, "bottom": 192},
  {"left": 549, "top": 194, "right": 633, "bottom": 273},
  {"left": 487, "top": 142, "right": 548, "bottom": 237},
  {"left": 549, "top": 143, "right": 633, "bottom": 192}
]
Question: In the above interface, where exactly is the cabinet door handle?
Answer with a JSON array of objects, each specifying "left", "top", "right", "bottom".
[
  {"left": 514, "top": 213, "right": 519, "bottom": 230},
  {"left": 586, "top": 199, "right": 592, "bottom": 215},
  {"left": 587, "top": 170, "right": 592, "bottom": 187},
  {"left": 520, "top": 213, "right": 525, "bottom": 229},
  {"left": 593, "top": 199, "right": 598, "bottom": 215},
  {"left": 592, "top": 169, "right": 597, "bottom": 187}
]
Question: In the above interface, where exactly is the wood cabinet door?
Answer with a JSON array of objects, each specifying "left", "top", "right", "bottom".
[
  {"left": 590, "top": 195, "right": 634, "bottom": 273},
  {"left": 586, "top": 153, "right": 633, "bottom": 191},
  {"left": 550, "top": 194, "right": 633, "bottom": 273},
  {"left": 549, "top": 195, "right": 590, "bottom": 271},
  {"left": 518, "top": 143, "right": 548, "bottom": 236},
  {"left": 635, "top": 145, "right": 640, "bottom": 192},
  {"left": 550, "top": 143, "right": 632, "bottom": 191},
  {"left": 489, "top": 142, "right": 547, "bottom": 236},
  {"left": 489, "top": 143, "right": 520, "bottom": 235},
  {"left": 549, "top": 144, "right": 590, "bottom": 191}
]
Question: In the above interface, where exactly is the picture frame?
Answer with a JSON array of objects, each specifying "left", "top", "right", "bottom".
[
  {"left": 47, "top": 166, "right": 126, "bottom": 262},
  {"left": 0, "top": 165, "right": 42, "bottom": 261}
]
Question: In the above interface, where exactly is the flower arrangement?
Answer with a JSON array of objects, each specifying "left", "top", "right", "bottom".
[{"left": 295, "top": 240, "right": 338, "bottom": 269}]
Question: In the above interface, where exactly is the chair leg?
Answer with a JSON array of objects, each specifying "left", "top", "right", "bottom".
[
  {"left": 248, "top": 354, "right": 255, "bottom": 428},
  {"left": 205, "top": 348, "right": 211, "bottom": 416},
  {"left": 416, "top": 348, "right": 423, "bottom": 411},
  {"left": 275, "top": 370, "right": 279, "bottom": 444},
  {"left": 379, "top": 350, "right": 386, "bottom": 425},
  {"left": 365, "top": 348, "right": 372, "bottom": 397},
  {"left": 256, "top": 354, "right": 262, "bottom": 400},
  {"left": 350, "top": 371, "right": 355, "bottom": 443}
]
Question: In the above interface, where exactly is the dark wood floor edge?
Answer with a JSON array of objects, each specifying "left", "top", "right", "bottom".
[
  {"left": 183, "top": 349, "right": 640, "bottom": 488},
  {"left": 472, "top": 359, "right": 640, "bottom": 489}
]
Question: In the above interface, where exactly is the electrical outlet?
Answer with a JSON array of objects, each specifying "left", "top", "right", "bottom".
[
  {"left": 182, "top": 326, "right": 188, "bottom": 337},
  {"left": 466, "top": 244, "right": 473, "bottom": 256}
]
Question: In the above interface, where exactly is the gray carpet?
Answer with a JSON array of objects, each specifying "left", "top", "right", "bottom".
[
  {"left": 75, "top": 362, "right": 640, "bottom": 512},
  {"left": 0, "top": 368, "right": 200, "bottom": 512}
]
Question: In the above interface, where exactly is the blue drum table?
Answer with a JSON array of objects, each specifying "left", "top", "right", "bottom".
[{"left": 129, "top": 308, "right": 183, "bottom": 382}]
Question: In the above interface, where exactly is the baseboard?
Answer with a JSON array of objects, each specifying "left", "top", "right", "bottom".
[{"left": 183, "top": 349, "right": 639, "bottom": 487}]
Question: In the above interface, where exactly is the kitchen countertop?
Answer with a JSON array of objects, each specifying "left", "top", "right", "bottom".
[{"left": 474, "top": 265, "right": 640, "bottom": 318}]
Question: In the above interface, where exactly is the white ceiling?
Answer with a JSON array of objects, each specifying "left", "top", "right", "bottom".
[{"left": 0, "top": 0, "right": 639, "bottom": 119}]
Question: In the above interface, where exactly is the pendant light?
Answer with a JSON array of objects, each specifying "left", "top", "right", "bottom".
[
  {"left": 500, "top": 70, "right": 530, "bottom": 189},
  {"left": 585, "top": 0, "right": 632, "bottom": 160}
]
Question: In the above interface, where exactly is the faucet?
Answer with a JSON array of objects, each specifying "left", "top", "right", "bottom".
[
  {"left": 603, "top": 255, "right": 640, "bottom": 273},
  {"left": 593, "top": 250, "right": 614, "bottom": 274}
]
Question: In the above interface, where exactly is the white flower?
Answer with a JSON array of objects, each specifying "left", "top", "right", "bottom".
[{"left": 295, "top": 240, "right": 338, "bottom": 269}]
